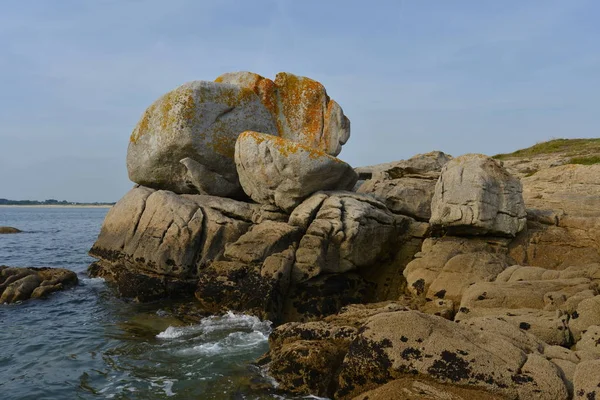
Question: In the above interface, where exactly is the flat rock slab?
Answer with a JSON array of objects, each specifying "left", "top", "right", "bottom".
[
  {"left": 235, "top": 131, "right": 358, "bottom": 212},
  {"left": 0, "top": 227, "right": 21, "bottom": 234},
  {"left": 0, "top": 266, "right": 78, "bottom": 303}
]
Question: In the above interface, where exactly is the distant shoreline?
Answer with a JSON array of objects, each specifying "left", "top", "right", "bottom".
[{"left": 0, "top": 204, "right": 113, "bottom": 208}]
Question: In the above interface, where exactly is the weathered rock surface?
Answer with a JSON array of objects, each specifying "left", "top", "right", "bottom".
[
  {"left": 0, "top": 226, "right": 21, "bottom": 234},
  {"left": 573, "top": 360, "right": 600, "bottom": 399},
  {"left": 127, "top": 80, "right": 278, "bottom": 196},
  {"left": 88, "top": 186, "right": 288, "bottom": 301},
  {"left": 403, "top": 236, "right": 512, "bottom": 308},
  {"left": 261, "top": 303, "right": 572, "bottom": 399},
  {"left": 0, "top": 266, "right": 78, "bottom": 303},
  {"left": 235, "top": 131, "right": 357, "bottom": 212},
  {"left": 356, "top": 151, "right": 452, "bottom": 221},
  {"left": 430, "top": 154, "right": 527, "bottom": 236},
  {"left": 509, "top": 164, "right": 600, "bottom": 269},
  {"left": 349, "top": 377, "right": 506, "bottom": 400},
  {"left": 455, "top": 264, "right": 600, "bottom": 346},
  {"left": 89, "top": 188, "right": 406, "bottom": 321},
  {"left": 289, "top": 192, "right": 404, "bottom": 283},
  {"left": 216, "top": 71, "right": 350, "bottom": 156}
]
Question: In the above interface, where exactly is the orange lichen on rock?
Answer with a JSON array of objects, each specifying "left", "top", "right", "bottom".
[
  {"left": 216, "top": 71, "right": 349, "bottom": 156},
  {"left": 274, "top": 72, "right": 327, "bottom": 149},
  {"left": 241, "top": 130, "right": 341, "bottom": 162}
]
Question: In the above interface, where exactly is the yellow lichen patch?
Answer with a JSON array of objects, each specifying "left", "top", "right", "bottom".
[
  {"left": 130, "top": 87, "right": 197, "bottom": 144},
  {"left": 209, "top": 126, "right": 236, "bottom": 159},
  {"left": 243, "top": 131, "right": 343, "bottom": 162},
  {"left": 130, "top": 105, "right": 155, "bottom": 144},
  {"left": 275, "top": 72, "right": 327, "bottom": 149}
]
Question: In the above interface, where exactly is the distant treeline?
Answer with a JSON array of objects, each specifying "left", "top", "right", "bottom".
[{"left": 0, "top": 198, "right": 115, "bottom": 206}]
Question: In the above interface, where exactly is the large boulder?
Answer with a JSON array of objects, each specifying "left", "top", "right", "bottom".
[
  {"left": 356, "top": 151, "right": 452, "bottom": 221},
  {"left": 430, "top": 154, "right": 527, "bottom": 236},
  {"left": 216, "top": 71, "right": 350, "bottom": 156},
  {"left": 127, "top": 80, "right": 278, "bottom": 196},
  {"left": 0, "top": 266, "right": 78, "bottom": 303},
  {"left": 235, "top": 131, "right": 357, "bottom": 212}
]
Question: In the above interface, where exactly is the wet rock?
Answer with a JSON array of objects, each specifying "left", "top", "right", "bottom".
[
  {"left": 0, "top": 266, "right": 78, "bottom": 303},
  {"left": 0, "top": 226, "right": 21, "bottom": 234},
  {"left": 430, "top": 154, "right": 527, "bottom": 236},
  {"left": 235, "top": 131, "right": 357, "bottom": 212}
]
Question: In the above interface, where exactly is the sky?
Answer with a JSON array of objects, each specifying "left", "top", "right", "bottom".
[{"left": 1, "top": 0, "right": 599, "bottom": 202}]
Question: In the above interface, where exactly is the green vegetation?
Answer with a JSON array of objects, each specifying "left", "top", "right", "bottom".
[
  {"left": 569, "top": 155, "right": 600, "bottom": 165},
  {"left": 494, "top": 138, "right": 600, "bottom": 160}
]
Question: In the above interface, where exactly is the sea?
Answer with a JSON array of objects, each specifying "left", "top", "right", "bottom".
[{"left": 0, "top": 207, "right": 319, "bottom": 400}]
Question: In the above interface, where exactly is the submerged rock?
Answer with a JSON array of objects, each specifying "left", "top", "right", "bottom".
[
  {"left": 0, "top": 226, "right": 21, "bottom": 234},
  {"left": 235, "top": 131, "right": 358, "bottom": 212},
  {"left": 0, "top": 266, "right": 78, "bottom": 303}
]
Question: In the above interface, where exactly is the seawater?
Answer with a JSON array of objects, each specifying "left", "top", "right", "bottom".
[{"left": 0, "top": 207, "right": 316, "bottom": 400}]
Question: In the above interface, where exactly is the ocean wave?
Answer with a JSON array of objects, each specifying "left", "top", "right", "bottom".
[
  {"left": 80, "top": 277, "right": 105, "bottom": 285},
  {"left": 156, "top": 311, "right": 272, "bottom": 340}
]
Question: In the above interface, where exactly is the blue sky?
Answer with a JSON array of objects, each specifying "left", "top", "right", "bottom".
[{"left": 1, "top": 0, "right": 599, "bottom": 202}]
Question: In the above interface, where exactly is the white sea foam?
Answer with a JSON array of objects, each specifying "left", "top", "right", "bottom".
[
  {"left": 155, "top": 326, "right": 187, "bottom": 339},
  {"left": 156, "top": 311, "right": 271, "bottom": 340},
  {"left": 81, "top": 277, "right": 105, "bottom": 285}
]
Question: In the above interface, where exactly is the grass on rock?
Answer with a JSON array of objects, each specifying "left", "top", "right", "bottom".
[{"left": 494, "top": 138, "right": 600, "bottom": 160}]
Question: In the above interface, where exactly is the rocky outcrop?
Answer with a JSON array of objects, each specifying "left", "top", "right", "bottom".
[
  {"left": 289, "top": 192, "right": 404, "bottom": 283},
  {"left": 454, "top": 264, "right": 600, "bottom": 346},
  {"left": 235, "top": 131, "right": 357, "bottom": 212},
  {"left": 216, "top": 71, "right": 350, "bottom": 156},
  {"left": 430, "top": 154, "right": 527, "bottom": 236},
  {"left": 356, "top": 151, "right": 452, "bottom": 221},
  {"left": 127, "top": 80, "right": 278, "bottom": 196},
  {"left": 89, "top": 188, "right": 407, "bottom": 320},
  {"left": 509, "top": 164, "right": 600, "bottom": 269},
  {"left": 96, "top": 69, "right": 600, "bottom": 399},
  {"left": 260, "top": 302, "right": 577, "bottom": 399},
  {"left": 0, "top": 226, "right": 21, "bottom": 234},
  {"left": 0, "top": 266, "right": 78, "bottom": 303},
  {"left": 89, "top": 186, "right": 288, "bottom": 301}
]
